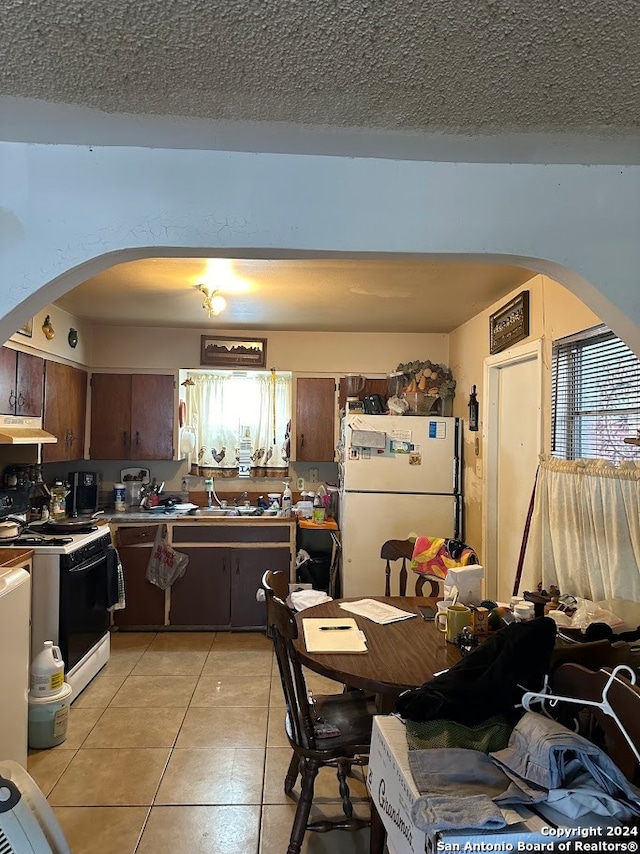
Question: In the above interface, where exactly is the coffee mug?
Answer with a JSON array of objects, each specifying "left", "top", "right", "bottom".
[
  {"left": 436, "top": 599, "right": 454, "bottom": 615},
  {"left": 436, "top": 604, "right": 472, "bottom": 643}
]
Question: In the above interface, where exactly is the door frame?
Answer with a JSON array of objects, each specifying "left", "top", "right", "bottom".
[{"left": 482, "top": 339, "right": 543, "bottom": 601}]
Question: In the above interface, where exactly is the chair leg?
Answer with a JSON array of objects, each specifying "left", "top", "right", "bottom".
[
  {"left": 287, "top": 759, "right": 319, "bottom": 854},
  {"left": 284, "top": 751, "right": 299, "bottom": 795},
  {"left": 336, "top": 759, "right": 353, "bottom": 817}
]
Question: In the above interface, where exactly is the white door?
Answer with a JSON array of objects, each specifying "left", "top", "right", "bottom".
[
  {"left": 340, "top": 491, "right": 458, "bottom": 598},
  {"left": 484, "top": 341, "right": 542, "bottom": 603}
]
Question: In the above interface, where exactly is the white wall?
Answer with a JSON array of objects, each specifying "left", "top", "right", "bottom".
[{"left": 1, "top": 143, "right": 639, "bottom": 355}]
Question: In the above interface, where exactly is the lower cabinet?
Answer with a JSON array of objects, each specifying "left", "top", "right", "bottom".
[
  {"left": 230, "top": 547, "right": 291, "bottom": 628},
  {"left": 113, "top": 526, "right": 166, "bottom": 629},
  {"left": 169, "top": 548, "right": 231, "bottom": 627},
  {"left": 112, "top": 523, "right": 295, "bottom": 631}
]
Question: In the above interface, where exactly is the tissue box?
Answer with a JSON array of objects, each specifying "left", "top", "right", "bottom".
[{"left": 444, "top": 564, "right": 485, "bottom": 607}]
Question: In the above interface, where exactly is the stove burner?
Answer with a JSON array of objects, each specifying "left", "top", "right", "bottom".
[{"left": 11, "top": 536, "right": 74, "bottom": 546}]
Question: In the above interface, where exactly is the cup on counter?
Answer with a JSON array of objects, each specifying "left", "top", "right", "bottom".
[{"left": 436, "top": 604, "right": 472, "bottom": 643}]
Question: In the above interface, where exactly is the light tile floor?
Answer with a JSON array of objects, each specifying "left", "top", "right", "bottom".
[{"left": 29, "top": 631, "right": 373, "bottom": 853}]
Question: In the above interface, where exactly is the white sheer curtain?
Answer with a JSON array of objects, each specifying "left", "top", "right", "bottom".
[
  {"left": 522, "top": 456, "right": 640, "bottom": 601},
  {"left": 185, "top": 371, "right": 291, "bottom": 478}
]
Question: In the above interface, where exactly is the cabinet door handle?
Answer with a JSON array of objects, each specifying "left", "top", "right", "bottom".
[
  {"left": 68, "top": 430, "right": 75, "bottom": 446},
  {"left": 17, "top": 392, "right": 24, "bottom": 411},
  {"left": 300, "top": 433, "right": 305, "bottom": 447},
  {"left": 9, "top": 390, "right": 15, "bottom": 410},
  {"left": 136, "top": 431, "right": 140, "bottom": 446}
]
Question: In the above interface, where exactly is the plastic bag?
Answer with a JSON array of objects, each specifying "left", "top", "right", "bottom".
[
  {"left": 567, "top": 597, "right": 624, "bottom": 630},
  {"left": 146, "top": 524, "right": 189, "bottom": 590}
]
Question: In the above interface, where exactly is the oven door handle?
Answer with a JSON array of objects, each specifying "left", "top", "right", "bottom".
[{"left": 67, "top": 552, "right": 109, "bottom": 574}]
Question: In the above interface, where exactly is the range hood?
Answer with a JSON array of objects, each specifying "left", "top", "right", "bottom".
[{"left": 0, "top": 416, "right": 57, "bottom": 444}]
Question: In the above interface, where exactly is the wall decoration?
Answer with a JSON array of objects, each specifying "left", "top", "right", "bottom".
[
  {"left": 17, "top": 319, "right": 33, "bottom": 338},
  {"left": 489, "top": 290, "right": 530, "bottom": 354},
  {"left": 68, "top": 328, "right": 79, "bottom": 348},
  {"left": 200, "top": 335, "right": 267, "bottom": 368},
  {"left": 41, "top": 315, "right": 55, "bottom": 341}
]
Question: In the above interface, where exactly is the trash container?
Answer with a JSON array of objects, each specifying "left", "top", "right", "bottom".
[{"left": 297, "top": 554, "right": 331, "bottom": 591}]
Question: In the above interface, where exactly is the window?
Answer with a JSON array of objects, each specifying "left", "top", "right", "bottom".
[
  {"left": 552, "top": 325, "right": 640, "bottom": 462},
  {"left": 184, "top": 370, "right": 292, "bottom": 476}
]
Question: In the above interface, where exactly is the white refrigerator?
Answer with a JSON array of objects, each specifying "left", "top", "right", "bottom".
[{"left": 338, "top": 413, "right": 462, "bottom": 598}]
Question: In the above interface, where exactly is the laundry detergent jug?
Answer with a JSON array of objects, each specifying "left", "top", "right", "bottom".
[{"left": 30, "top": 641, "right": 65, "bottom": 697}]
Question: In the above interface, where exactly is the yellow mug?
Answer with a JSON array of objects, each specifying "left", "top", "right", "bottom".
[{"left": 436, "top": 604, "right": 472, "bottom": 643}]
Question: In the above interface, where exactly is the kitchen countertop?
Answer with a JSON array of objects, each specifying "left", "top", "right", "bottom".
[
  {"left": 107, "top": 511, "right": 296, "bottom": 523},
  {"left": 0, "top": 548, "right": 34, "bottom": 566}
]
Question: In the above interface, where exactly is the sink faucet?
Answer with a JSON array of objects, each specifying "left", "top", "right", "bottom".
[
  {"left": 234, "top": 491, "right": 249, "bottom": 506},
  {"left": 203, "top": 477, "right": 224, "bottom": 508}
]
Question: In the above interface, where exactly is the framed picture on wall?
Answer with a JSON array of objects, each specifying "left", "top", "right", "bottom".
[
  {"left": 17, "top": 319, "right": 33, "bottom": 338},
  {"left": 200, "top": 335, "right": 267, "bottom": 368},
  {"left": 489, "top": 291, "right": 530, "bottom": 354}
]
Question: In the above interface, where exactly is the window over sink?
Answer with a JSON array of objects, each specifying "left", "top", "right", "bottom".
[{"left": 182, "top": 369, "right": 292, "bottom": 478}]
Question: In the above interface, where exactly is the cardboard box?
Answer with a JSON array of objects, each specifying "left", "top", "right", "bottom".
[{"left": 367, "top": 716, "right": 554, "bottom": 854}]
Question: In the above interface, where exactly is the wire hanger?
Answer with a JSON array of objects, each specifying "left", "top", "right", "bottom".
[{"left": 520, "top": 665, "right": 640, "bottom": 765}]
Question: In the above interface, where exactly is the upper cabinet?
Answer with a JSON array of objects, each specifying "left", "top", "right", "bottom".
[
  {"left": 295, "top": 377, "right": 336, "bottom": 462},
  {"left": 42, "top": 360, "right": 88, "bottom": 463},
  {"left": 337, "top": 376, "right": 388, "bottom": 412},
  {"left": 89, "top": 373, "right": 175, "bottom": 460},
  {"left": 0, "top": 347, "right": 44, "bottom": 417}
]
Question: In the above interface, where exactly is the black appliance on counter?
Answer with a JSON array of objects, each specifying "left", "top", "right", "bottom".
[
  {"left": 363, "top": 393, "right": 386, "bottom": 414},
  {"left": 66, "top": 471, "right": 99, "bottom": 517}
]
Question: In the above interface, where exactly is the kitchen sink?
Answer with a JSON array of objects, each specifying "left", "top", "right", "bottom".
[{"left": 191, "top": 507, "right": 233, "bottom": 517}]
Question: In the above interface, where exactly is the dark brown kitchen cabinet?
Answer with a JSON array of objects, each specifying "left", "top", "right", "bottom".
[
  {"left": 295, "top": 377, "right": 336, "bottom": 462},
  {"left": 90, "top": 373, "right": 174, "bottom": 460},
  {"left": 231, "top": 547, "right": 290, "bottom": 627},
  {"left": 113, "top": 526, "right": 166, "bottom": 628},
  {"left": 42, "top": 360, "right": 88, "bottom": 462},
  {"left": 338, "top": 376, "right": 388, "bottom": 411},
  {"left": 169, "top": 548, "right": 231, "bottom": 627},
  {"left": 0, "top": 346, "right": 44, "bottom": 417}
]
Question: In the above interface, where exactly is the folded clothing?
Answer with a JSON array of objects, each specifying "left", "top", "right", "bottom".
[{"left": 491, "top": 711, "right": 640, "bottom": 819}]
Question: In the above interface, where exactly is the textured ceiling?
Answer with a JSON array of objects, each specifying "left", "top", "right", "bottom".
[
  {"left": 55, "top": 257, "right": 534, "bottom": 332},
  {"left": 2, "top": 0, "right": 639, "bottom": 162}
]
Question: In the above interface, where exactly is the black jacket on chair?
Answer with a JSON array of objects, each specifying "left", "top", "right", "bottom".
[{"left": 395, "top": 617, "right": 557, "bottom": 725}]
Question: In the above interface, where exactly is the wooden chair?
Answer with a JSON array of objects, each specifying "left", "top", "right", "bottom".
[
  {"left": 550, "top": 662, "right": 640, "bottom": 784},
  {"left": 550, "top": 638, "right": 634, "bottom": 676},
  {"left": 263, "top": 571, "right": 375, "bottom": 854},
  {"left": 380, "top": 539, "right": 440, "bottom": 600}
]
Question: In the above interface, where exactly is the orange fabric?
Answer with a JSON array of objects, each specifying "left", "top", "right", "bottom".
[
  {"left": 410, "top": 535, "right": 476, "bottom": 578},
  {"left": 297, "top": 517, "right": 339, "bottom": 530}
]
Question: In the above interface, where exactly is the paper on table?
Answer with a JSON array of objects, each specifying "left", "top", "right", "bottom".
[
  {"left": 339, "top": 599, "right": 417, "bottom": 625},
  {"left": 302, "top": 618, "right": 368, "bottom": 653}
]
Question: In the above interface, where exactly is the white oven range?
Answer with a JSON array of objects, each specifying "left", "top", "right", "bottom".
[{"left": 26, "top": 526, "right": 113, "bottom": 700}]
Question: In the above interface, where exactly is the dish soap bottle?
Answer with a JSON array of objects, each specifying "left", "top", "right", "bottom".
[
  {"left": 281, "top": 480, "right": 292, "bottom": 517},
  {"left": 51, "top": 481, "right": 68, "bottom": 519}
]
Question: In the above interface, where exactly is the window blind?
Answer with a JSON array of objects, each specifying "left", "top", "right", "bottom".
[{"left": 552, "top": 325, "right": 640, "bottom": 462}]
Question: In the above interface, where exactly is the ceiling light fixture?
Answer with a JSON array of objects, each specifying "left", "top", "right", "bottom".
[{"left": 198, "top": 284, "right": 226, "bottom": 317}]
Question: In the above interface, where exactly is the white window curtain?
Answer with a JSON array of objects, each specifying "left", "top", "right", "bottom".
[
  {"left": 184, "top": 371, "right": 291, "bottom": 478},
  {"left": 522, "top": 456, "right": 640, "bottom": 602}
]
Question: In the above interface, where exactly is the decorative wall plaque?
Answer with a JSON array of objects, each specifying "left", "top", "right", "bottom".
[{"left": 489, "top": 291, "right": 530, "bottom": 354}]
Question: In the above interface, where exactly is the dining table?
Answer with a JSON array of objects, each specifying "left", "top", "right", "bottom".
[{"left": 294, "top": 596, "right": 461, "bottom": 713}]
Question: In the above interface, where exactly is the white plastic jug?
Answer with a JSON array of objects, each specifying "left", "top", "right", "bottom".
[{"left": 30, "top": 641, "right": 65, "bottom": 697}]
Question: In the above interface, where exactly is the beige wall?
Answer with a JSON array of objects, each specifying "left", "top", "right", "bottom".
[
  {"left": 449, "top": 274, "right": 601, "bottom": 555},
  {"left": 7, "top": 305, "right": 92, "bottom": 368},
  {"left": 86, "top": 326, "right": 449, "bottom": 375}
]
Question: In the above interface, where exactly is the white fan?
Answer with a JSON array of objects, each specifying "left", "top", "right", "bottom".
[{"left": 0, "top": 761, "right": 70, "bottom": 854}]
